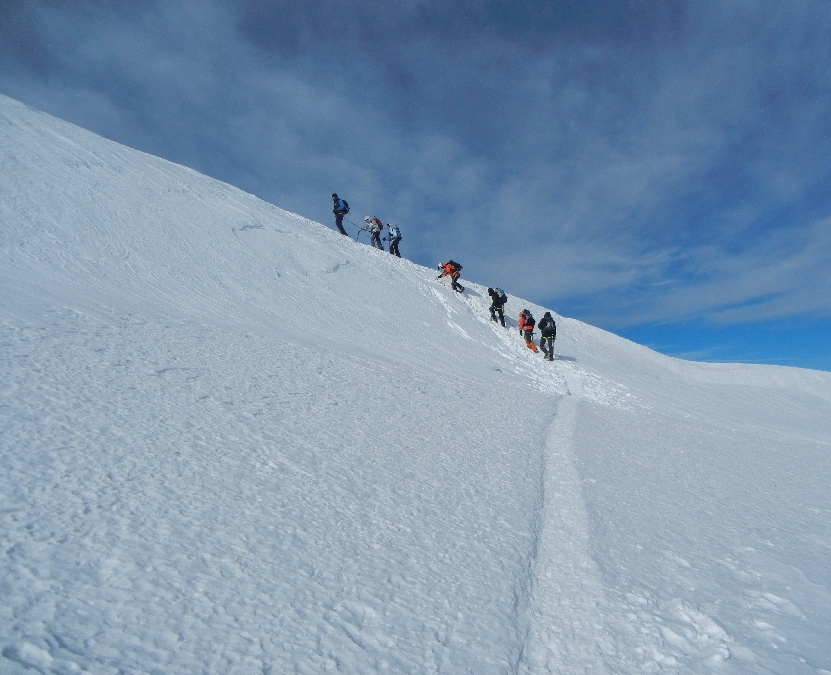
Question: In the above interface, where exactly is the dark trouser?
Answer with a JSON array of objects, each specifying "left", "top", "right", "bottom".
[
  {"left": 540, "top": 335, "right": 555, "bottom": 358},
  {"left": 489, "top": 305, "right": 505, "bottom": 326},
  {"left": 450, "top": 274, "right": 462, "bottom": 291},
  {"left": 335, "top": 213, "right": 347, "bottom": 235},
  {"left": 389, "top": 239, "right": 401, "bottom": 257},
  {"left": 370, "top": 232, "right": 383, "bottom": 249}
]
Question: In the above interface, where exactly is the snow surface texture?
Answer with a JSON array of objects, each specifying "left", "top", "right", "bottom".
[{"left": 2, "top": 93, "right": 831, "bottom": 674}]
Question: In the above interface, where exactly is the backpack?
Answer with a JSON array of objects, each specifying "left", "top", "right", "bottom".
[
  {"left": 448, "top": 260, "right": 462, "bottom": 271},
  {"left": 389, "top": 226, "right": 401, "bottom": 240},
  {"left": 342, "top": 200, "right": 350, "bottom": 214},
  {"left": 494, "top": 287, "right": 507, "bottom": 304}
]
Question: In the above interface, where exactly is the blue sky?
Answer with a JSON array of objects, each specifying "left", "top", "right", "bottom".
[{"left": 2, "top": 0, "right": 830, "bottom": 370}]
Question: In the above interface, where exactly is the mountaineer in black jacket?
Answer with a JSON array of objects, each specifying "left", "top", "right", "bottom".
[
  {"left": 487, "top": 287, "right": 507, "bottom": 326},
  {"left": 538, "top": 311, "right": 557, "bottom": 361}
]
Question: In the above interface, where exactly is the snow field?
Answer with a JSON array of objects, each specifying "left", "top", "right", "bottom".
[
  {"left": 1, "top": 310, "right": 552, "bottom": 674},
  {"left": 2, "top": 93, "right": 831, "bottom": 674}
]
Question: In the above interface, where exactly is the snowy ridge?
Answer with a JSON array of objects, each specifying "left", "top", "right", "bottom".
[{"left": 2, "top": 93, "right": 831, "bottom": 674}]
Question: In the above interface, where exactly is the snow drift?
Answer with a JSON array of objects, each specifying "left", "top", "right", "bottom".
[{"left": 2, "top": 93, "right": 830, "bottom": 674}]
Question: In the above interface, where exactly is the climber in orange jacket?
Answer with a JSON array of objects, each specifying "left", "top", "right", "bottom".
[
  {"left": 437, "top": 260, "right": 464, "bottom": 293},
  {"left": 518, "top": 308, "right": 538, "bottom": 352}
]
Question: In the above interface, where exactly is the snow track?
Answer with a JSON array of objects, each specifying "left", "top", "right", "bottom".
[{"left": 518, "top": 369, "right": 617, "bottom": 675}]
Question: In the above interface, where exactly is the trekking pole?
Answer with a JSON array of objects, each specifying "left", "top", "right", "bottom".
[{"left": 344, "top": 218, "right": 363, "bottom": 241}]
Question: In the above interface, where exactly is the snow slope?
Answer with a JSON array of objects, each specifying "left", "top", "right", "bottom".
[{"left": 2, "top": 93, "right": 830, "bottom": 674}]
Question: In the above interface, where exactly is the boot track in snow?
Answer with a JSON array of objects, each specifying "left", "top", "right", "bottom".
[{"left": 518, "top": 369, "right": 617, "bottom": 674}]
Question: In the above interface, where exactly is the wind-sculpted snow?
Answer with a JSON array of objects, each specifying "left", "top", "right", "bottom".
[{"left": 2, "top": 93, "right": 831, "bottom": 674}]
